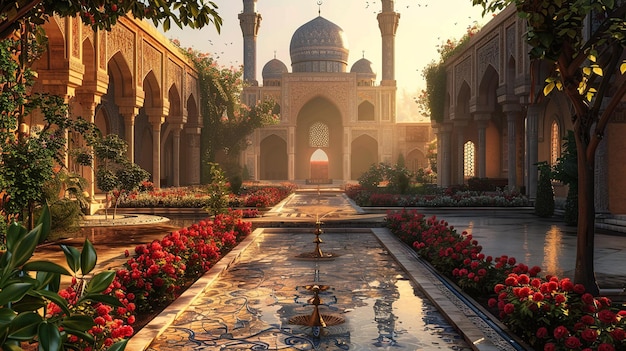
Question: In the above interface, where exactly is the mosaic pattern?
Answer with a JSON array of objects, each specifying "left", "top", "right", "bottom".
[{"left": 148, "top": 231, "right": 472, "bottom": 350}]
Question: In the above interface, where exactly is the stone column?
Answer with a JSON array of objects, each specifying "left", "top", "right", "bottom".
[
  {"left": 119, "top": 107, "right": 138, "bottom": 163},
  {"left": 506, "top": 112, "right": 518, "bottom": 189},
  {"left": 435, "top": 124, "right": 452, "bottom": 187},
  {"left": 172, "top": 125, "right": 182, "bottom": 187},
  {"left": 184, "top": 127, "right": 201, "bottom": 185},
  {"left": 288, "top": 126, "right": 295, "bottom": 181},
  {"left": 475, "top": 119, "right": 489, "bottom": 178},
  {"left": 454, "top": 121, "right": 467, "bottom": 184},
  {"left": 148, "top": 114, "right": 163, "bottom": 189},
  {"left": 526, "top": 104, "right": 540, "bottom": 201}
]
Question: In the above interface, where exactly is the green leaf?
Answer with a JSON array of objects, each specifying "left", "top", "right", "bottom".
[
  {"left": 33, "top": 290, "right": 72, "bottom": 317},
  {"left": 10, "top": 294, "right": 47, "bottom": 313},
  {"left": 23, "top": 261, "right": 71, "bottom": 276},
  {"left": 85, "top": 271, "right": 115, "bottom": 294},
  {"left": 8, "top": 311, "right": 42, "bottom": 340},
  {"left": 107, "top": 339, "right": 129, "bottom": 351},
  {"left": 5, "top": 222, "right": 26, "bottom": 252},
  {"left": 36, "top": 271, "right": 61, "bottom": 292},
  {"left": 62, "top": 327, "right": 95, "bottom": 344},
  {"left": 0, "top": 308, "right": 16, "bottom": 326},
  {"left": 0, "top": 283, "right": 33, "bottom": 306},
  {"left": 80, "top": 239, "right": 97, "bottom": 274},
  {"left": 60, "top": 244, "right": 80, "bottom": 273},
  {"left": 35, "top": 204, "right": 51, "bottom": 243},
  {"left": 38, "top": 321, "right": 61, "bottom": 351},
  {"left": 60, "top": 315, "right": 95, "bottom": 332},
  {"left": 81, "top": 293, "right": 123, "bottom": 307},
  {"left": 10, "top": 224, "right": 43, "bottom": 268}
]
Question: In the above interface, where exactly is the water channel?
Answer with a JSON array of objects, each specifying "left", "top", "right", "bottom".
[{"left": 146, "top": 229, "right": 473, "bottom": 350}]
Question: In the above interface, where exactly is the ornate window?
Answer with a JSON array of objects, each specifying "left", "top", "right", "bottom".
[
  {"left": 550, "top": 121, "right": 560, "bottom": 165},
  {"left": 464, "top": 141, "right": 475, "bottom": 178},
  {"left": 309, "top": 122, "right": 329, "bottom": 148}
]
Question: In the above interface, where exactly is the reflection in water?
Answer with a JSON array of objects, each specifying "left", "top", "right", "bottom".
[
  {"left": 543, "top": 225, "right": 564, "bottom": 277},
  {"left": 148, "top": 232, "right": 473, "bottom": 350}
]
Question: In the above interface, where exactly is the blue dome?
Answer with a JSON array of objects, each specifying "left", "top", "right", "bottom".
[{"left": 289, "top": 16, "right": 349, "bottom": 73}]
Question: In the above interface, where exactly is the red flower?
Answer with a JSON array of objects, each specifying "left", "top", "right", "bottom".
[
  {"left": 598, "top": 343, "right": 615, "bottom": 351},
  {"left": 543, "top": 342, "right": 556, "bottom": 351},
  {"left": 553, "top": 325, "right": 569, "bottom": 339},
  {"left": 581, "top": 328, "right": 598, "bottom": 342},
  {"left": 564, "top": 336, "right": 581, "bottom": 348},
  {"left": 610, "top": 328, "right": 626, "bottom": 341},
  {"left": 536, "top": 327, "right": 548, "bottom": 338},
  {"left": 503, "top": 303, "right": 515, "bottom": 314},
  {"left": 599, "top": 309, "right": 616, "bottom": 324}
]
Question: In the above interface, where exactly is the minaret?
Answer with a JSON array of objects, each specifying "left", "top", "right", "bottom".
[
  {"left": 377, "top": 0, "right": 400, "bottom": 86},
  {"left": 239, "top": 0, "right": 262, "bottom": 86}
]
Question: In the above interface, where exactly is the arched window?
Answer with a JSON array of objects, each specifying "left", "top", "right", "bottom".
[
  {"left": 309, "top": 122, "right": 329, "bottom": 148},
  {"left": 357, "top": 101, "right": 375, "bottom": 121},
  {"left": 464, "top": 141, "right": 475, "bottom": 178},
  {"left": 550, "top": 120, "right": 560, "bottom": 165}
]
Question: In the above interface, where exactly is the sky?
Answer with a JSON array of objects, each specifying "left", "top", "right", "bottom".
[{"left": 160, "top": 0, "right": 495, "bottom": 122}]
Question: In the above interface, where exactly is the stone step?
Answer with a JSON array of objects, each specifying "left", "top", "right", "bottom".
[
  {"left": 596, "top": 222, "right": 626, "bottom": 234},
  {"left": 601, "top": 217, "right": 626, "bottom": 227}
]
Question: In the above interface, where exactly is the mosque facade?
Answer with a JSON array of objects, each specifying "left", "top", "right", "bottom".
[{"left": 238, "top": 0, "right": 432, "bottom": 183}]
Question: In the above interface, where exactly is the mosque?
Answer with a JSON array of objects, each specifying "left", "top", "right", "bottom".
[{"left": 237, "top": 0, "right": 432, "bottom": 183}]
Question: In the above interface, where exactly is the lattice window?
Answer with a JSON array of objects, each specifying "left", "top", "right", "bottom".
[
  {"left": 550, "top": 121, "right": 560, "bottom": 165},
  {"left": 464, "top": 141, "right": 475, "bottom": 178},
  {"left": 309, "top": 122, "right": 329, "bottom": 148}
]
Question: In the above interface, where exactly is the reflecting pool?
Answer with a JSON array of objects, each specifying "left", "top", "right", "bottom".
[{"left": 147, "top": 230, "right": 472, "bottom": 350}]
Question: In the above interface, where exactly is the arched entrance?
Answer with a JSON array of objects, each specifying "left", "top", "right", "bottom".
[
  {"left": 295, "top": 97, "right": 343, "bottom": 180},
  {"left": 310, "top": 149, "right": 329, "bottom": 180}
]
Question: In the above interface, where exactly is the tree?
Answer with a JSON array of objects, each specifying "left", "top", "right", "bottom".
[
  {"left": 0, "top": 0, "right": 222, "bottom": 40},
  {"left": 174, "top": 42, "right": 278, "bottom": 183},
  {"left": 472, "top": 0, "right": 626, "bottom": 294},
  {"left": 0, "top": 38, "right": 99, "bottom": 229},
  {"left": 89, "top": 134, "right": 150, "bottom": 219}
]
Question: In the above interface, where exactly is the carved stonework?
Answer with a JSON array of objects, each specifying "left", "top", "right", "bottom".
[
  {"left": 357, "top": 91, "right": 375, "bottom": 103},
  {"left": 454, "top": 56, "right": 472, "bottom": 97},
  {"left": 167, "top": 58, "right": 183, "bottom": 91},
  {"left": 517, "top": 21, "right": 525, "bottom": 75},
  {"left": 477, "top": 36, "right": 500, "bottom": 78},
  {"left": 71, "top": 18, "right": 80, "bottom": 58},
  {"left": 352, "top": 129, "right": 378, "bottom": 142},
  {"left": 186, "top": 72, "right": 198, "bottom": 103},
  {"left": 260, "top": 129, "right": 287, "bottom": 143},
  {"left": 53, "top": 16, "right": 66, "bottom": 40},
  {"left": 107, "top": 24, "right": 135, "bottom": 73},
  {"left": 506, "top": 25, "right": 516, "bottom": 59},
  {"left": 82, "top": 24, "right": 94, "bottom": 43},
  {"left": 99, "top": 32, "right": 106, "bottom": 70},
  {"left": 142, "top": 40, "right": 162, "bottom": 86},
  {"left": 285, "top": 77, "right": 351, "bottom": 124}
]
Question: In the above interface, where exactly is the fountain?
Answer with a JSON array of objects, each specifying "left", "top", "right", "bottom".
[
  {"left": 288, "top": 284, "right": 345, "bottom": 337},
  {"left": 294, "top": 218, "right": 339, "bottom": 259}
]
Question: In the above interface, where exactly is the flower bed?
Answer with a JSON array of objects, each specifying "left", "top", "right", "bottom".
[
  {"left": 346, "top": 184, "right": 529, "bottom": 207},
  {"left": 386, "top": 209, "right": 626, "bottom": 351},
  {"left": 117, "top": 183, "right": 296, "bottom": 209},
  {"left": 48, "top": 209, "right": 252, "bottom": 350}
]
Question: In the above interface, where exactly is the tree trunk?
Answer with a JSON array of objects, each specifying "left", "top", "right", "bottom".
[{"left": 573, "top": 133, "right": 599, "bottom": 295}]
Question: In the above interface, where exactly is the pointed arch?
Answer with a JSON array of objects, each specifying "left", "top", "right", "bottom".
[{"left": 358, "top": 101, "right": 375, "bottom": 121}]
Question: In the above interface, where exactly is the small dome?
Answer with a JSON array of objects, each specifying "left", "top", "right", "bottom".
[
  {"left": 262, "top": 58, "right": 288, "bottom": 80},
  {"left": 289, "top": 16, "right": 349, "bottom": 73},
  {"left": 350, "top": 58, "right": 375, "bottom": 75}
]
